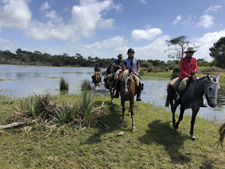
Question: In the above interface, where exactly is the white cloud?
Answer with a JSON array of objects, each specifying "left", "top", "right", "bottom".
[
  {"left": 0, "top": 38, "right": 19, "bottom": 51},
  {"left": 0, "top": 0, "right": 31, "bottom": 31},
  {"left": 40, "top": 2, "right": 51, "bottom": 12},
  {"left": 197, "top": 14, "right": 214, "bottom": 28},
  {"left": 204, "top": 5, "right": 222, "bottom": 13},
  {"left": 173, "top": 15, "right": 182, "bottom": 25},
  {"left": 134, "top": 35, "right": 170, "bottom": 60},
  {"left": 139, "top": 0, "right": 147, "bottom": 4},
  {"left": 131, "top": 28, "right": 162, "bottom": 41},
  {"left": 25, "top": 21, "right": 73, "bottom": 41},
  {"left": 70, "top": 0, "right": 116, "bottom": 37},
  {"left": 86, "top": 36, "right": 126, "bottom": 49},
  {"left": 194, "top": 29, "right": 225, "bottom": 61}
]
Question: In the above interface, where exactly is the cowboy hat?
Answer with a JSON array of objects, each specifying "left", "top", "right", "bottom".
[{"left": 184, "top": 47, "right": 196, "bottom": 53}]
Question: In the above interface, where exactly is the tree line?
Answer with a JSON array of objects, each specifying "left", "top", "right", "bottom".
[{"left": 0, "top": 36, "right": 224, "bottom": 69}]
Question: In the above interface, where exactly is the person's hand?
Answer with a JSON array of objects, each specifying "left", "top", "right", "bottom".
[
  {"left": 118, "top": 65, "right": 122, "bottom": 69},
  {"left": 136, "top": 72, "right": 139, "bottom": 76},
  {"left": 191, "top": 70, "right": 195, "bottom": 74}
]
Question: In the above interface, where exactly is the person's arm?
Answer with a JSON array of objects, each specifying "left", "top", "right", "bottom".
[
  {"left": 193, "top": 59, "right": 198, "bottom": 73},
  {"left": 136, "top": 60, "right": 140, "bottom": 75},
  {"left": 112, "top": 62, "right": 122, "bottom": 69},
  {"left": 123, "top": 61, "right": 127, "bottom": 70},
  {"left": 180, "top": 59, "right": 191, "bottom": 77}
]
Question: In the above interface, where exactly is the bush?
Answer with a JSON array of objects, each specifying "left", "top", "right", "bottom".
[
  {"left": 147, "top": 66, "right": 154, "bottom": 72},
  {"left": 76, "top": 91, "right": 93, "bottom": 120},
  {"left": 60, "top": 78, "right": 69, "bottom": 91},
  {"left": 81, "top": 80, "right": 92, "bottom": 91},
  {"left": 141, "top": 61, "right": 152, "bottom": 68},
  {"left": 171, "top": 67, "right": 180, "bottom": 79},
  {"left": 139, "top": 69, "right": 145, "bottom": 76}
]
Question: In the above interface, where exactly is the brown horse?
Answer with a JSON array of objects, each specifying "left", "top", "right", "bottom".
[
  {"left": 104, "top": 74, "right": 116, "bottom": 104},
  {"left": 120, "top": 69, "right": 137, "bottom": 132},
  {"left": 217, "top": 122, "right": 225, "bottom": 147},
  {"left": 92, "top": 72, "right": 101, "bottom": 89}
]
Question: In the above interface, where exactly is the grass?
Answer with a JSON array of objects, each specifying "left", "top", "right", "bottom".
[
  {"left": 60, "top": 78, "right": 69, "bottom": 91},
  {"left": 0, "top": 94, "right": 224, "bottom": 168}
]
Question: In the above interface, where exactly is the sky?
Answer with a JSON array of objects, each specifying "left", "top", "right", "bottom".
[{"left": 0, "top": 0, "right": 225, "bottom": 61}]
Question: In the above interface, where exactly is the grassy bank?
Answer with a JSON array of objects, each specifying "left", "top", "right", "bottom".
[{"left": 0, "top": 94, "right": 224, "bottom": 168}]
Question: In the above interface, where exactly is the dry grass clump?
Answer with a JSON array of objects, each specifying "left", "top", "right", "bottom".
[{"left": 4, "top": 93, "right": 104, "bottom": 130}]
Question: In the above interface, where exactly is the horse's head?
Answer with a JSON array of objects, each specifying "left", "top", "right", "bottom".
[
  {"left": 122, "top": 69, "right": 133, "bottom": 95},
  {"left": 205, "top": 74, "right": 220, "bottom": 108}
]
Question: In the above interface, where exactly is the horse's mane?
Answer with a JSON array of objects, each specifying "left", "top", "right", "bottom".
[
  {"left": 122, "top": 70, "right": 130, "bottom": 81},
  {"left": 197, "top": 76, "right": 207, "bottom": 81}
]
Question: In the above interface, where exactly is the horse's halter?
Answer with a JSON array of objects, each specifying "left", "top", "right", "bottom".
[{"left": 204, "top": 79, "right": 220, "bottom": 100}]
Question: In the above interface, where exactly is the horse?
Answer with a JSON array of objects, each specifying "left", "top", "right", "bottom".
[
  {"left": 92, "top": 72, "right": 101, "bottom": 89},
  {"left": 120, "top": 69, "right": 137, "bottom": 132},
  {"left": 104, "top": 74, "right": 116, "bottom": 104},
  {"left": 217, "top": 122, "right": 225, "bottom": 147},
  {"left": 165, "top": 74, "right": 220, "bottom": 140}
]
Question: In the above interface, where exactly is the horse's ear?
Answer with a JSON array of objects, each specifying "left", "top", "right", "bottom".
[
  {"left": 207, "top": 74, "right": 211, "bottom": 81},
  {"left": 129, "top": 68, "right": 132, "bottom": 73},
  {"left": 216, "top": 74, "right": 220, "bottom": 83}
]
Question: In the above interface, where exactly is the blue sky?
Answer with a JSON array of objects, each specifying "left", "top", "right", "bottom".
[{"left": 0, "top": 0, "right": 225, "bottom": 61}]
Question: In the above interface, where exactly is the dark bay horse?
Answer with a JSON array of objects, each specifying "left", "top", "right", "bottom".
[
  {"left": 104, "top": 74, "right": 116, "bottom": 104},
  {"left": 165, "top": 74, "right": 220, "bottom": 140},
  {"left": 120, "top": 69, "right": 137, "bottom": 132},
  {"left": 92, "top": 72, "right": 101, "bottom": 89}
]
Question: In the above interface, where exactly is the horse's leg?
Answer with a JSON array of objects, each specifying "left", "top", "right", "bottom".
[
  {"left": 190, "top": 107, "right": 200, "bottom": 141},
  {"left": 174, "top": 106, "right": 185, "bottom": 129},
  {"left": 130, "top": 99, "right": 135, "bottom": 132},
  {"left": 110, "top": 88, "right": 114, "bottom": 104},
  {"left": 121, "top": 100, "right": 125, "bottom": 123},
  {"left": 171, "top": 99, "right": 178, "bottom": 128}
]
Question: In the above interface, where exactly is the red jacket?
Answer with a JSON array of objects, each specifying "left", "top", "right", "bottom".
[{"left": 179, "top": 56, "right": 198, "bottom": 79}]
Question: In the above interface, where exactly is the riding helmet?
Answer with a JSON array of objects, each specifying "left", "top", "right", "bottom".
[{"left": 127, "top": 48, "right": 135, "bottom": 54}]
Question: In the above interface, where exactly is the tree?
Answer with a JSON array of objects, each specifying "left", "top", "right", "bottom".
[
  {"left": 209, "top": 37, "right": 225, "bottom": 68},
  {"left": 165, "top": 36, "right": 190, "bottom": 59}
]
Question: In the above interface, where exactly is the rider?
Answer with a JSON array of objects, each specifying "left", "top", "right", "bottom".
[
  {"left": 112, "top": 54, "right": 124, "bottom": 73},
  {"left": 106, "top": 64, "right": 113, "bottom": 76},
  {"left": 92, "top": 63, "right": 101, "bottom": 82},
  {"left": 114, "top": 48, "right": 143, "bottom": 101},
  {"left": 177, "top": 46, "right": 207, "bottom": 107},
  {"left": 104, "top": 64, "right": 113, "bottom": 84}
]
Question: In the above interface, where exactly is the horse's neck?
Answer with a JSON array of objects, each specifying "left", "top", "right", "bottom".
[{"left": 194, "top": 77, "right": 207, "bottom": 97}]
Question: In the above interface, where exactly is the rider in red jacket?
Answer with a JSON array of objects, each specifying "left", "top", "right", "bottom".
[{"left": 177, "top": 47, "right": 207, "bottom": 107}]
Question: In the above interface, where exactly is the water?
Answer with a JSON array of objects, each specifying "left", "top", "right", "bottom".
[{"left": 0, "top": 65, "right": 224, "bottom": 123}]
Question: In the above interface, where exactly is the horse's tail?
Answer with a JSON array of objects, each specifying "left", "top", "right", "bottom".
[
  {"left": 165, "top": 84, "right": 172, "bottom": 107},
  {"left": 217, "top": 122, "right": 225, "bottom": 147}
]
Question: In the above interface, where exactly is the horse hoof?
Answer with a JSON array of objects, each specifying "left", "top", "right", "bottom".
[
  {"left": 132, "top": 128, "right": 136, "bottom": 132},
  {"left": 127, "top": 113, "right": 131, "bottom": 116},
  {"left": 174, "top": 125, "right": 178, "bottom": 129},
  {"left": 191, "top": 136, "right": 196, "bottom": 141},
  {"left": 121, "top": 120, "right": 125, "bottom": 124}
]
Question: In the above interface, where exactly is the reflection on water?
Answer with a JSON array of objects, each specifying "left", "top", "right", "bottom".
[{"left": 0, "top": 65, "right": 224, "bottom": 123}]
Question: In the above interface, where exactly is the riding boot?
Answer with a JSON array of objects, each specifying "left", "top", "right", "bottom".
[
  {"left": 113, "top": 80, "right": 120, "bottom": 98},
  {"left": 200, "top": 95, "right": 208, "bottom": 107},
  {"left": 136, "top": 86, "right": 142, "bottom": 101}
]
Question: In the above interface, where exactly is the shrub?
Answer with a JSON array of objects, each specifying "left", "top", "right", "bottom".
[
  {"left": 139, "top": 69, "right": 145, "bottom": 76},
  {"left": 141, "top": 61, "right": 152, "bottom": 68},
  {"left": 60, "top": 78, "right": 69, "bottom": 91},
  {"left": 147, "top": 66, "right": 154, "bottom": 72},
  {"left": 171, "top": 67, "right": 180, "bottom": 79},
  {"left": 81, "top": 80, "right": 92, "bottom": 91},
  {"left": 76, "top": 91, "right": 93, "bottom": 120}
]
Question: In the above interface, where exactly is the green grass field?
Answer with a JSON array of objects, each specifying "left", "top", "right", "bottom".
[{"left": 0, "top": 95, "right": 224, "bottom": 168}]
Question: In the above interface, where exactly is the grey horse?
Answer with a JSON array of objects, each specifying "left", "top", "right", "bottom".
[{"left": 165, "top": 74, "right": 220, "bottom": 140}]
